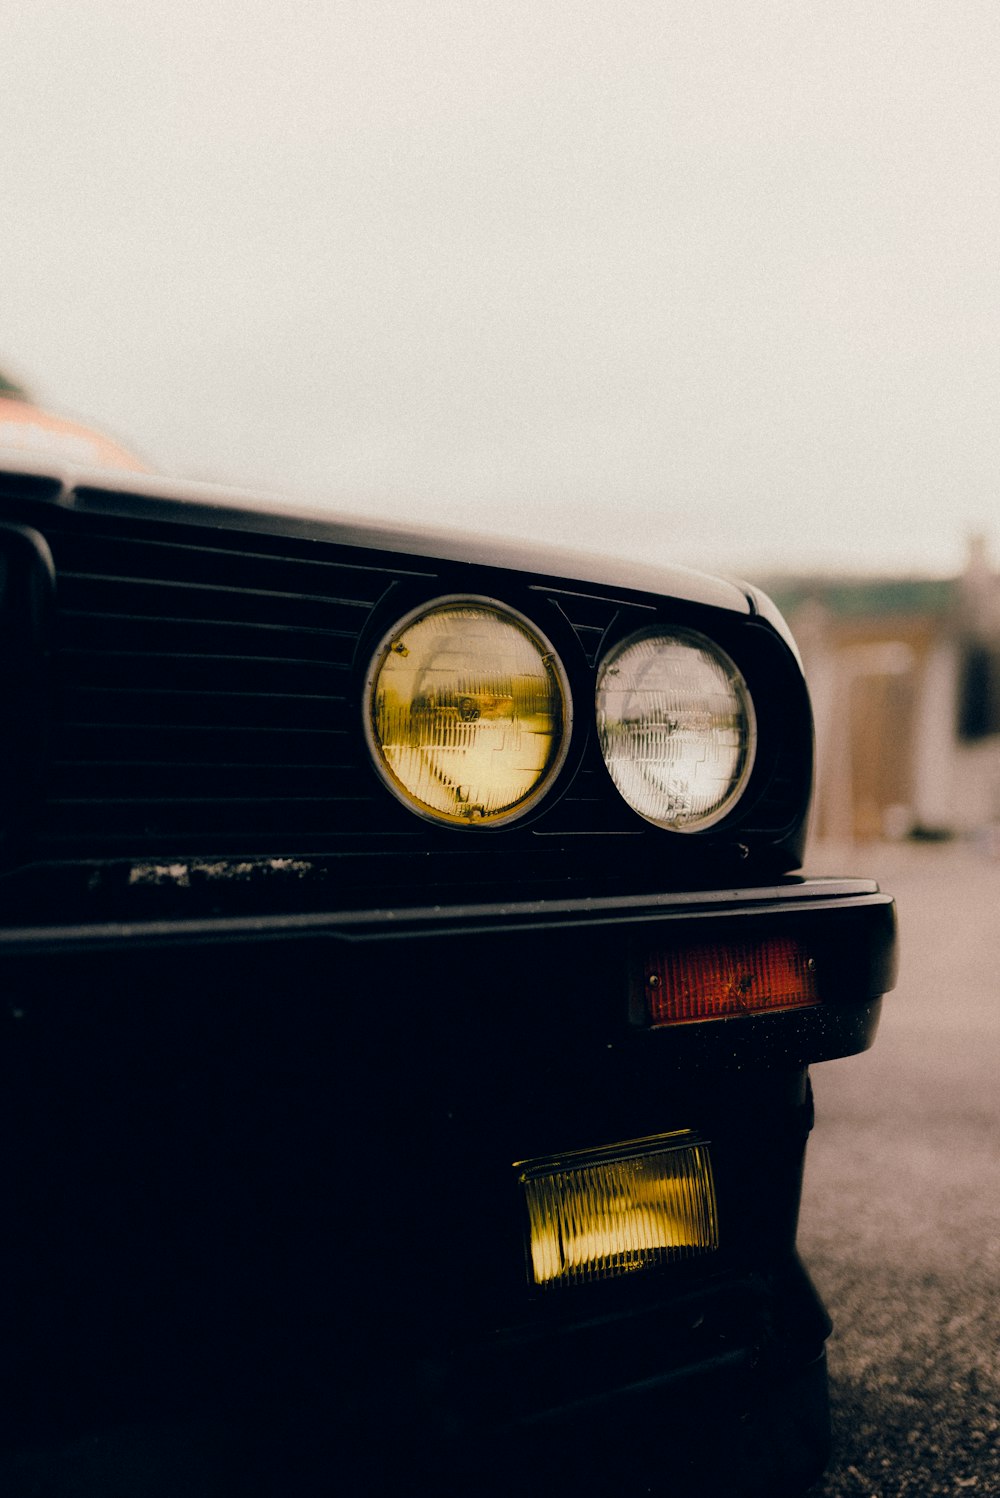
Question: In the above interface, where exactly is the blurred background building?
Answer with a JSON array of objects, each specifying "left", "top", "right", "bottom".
[{"left": 769, "top": 538, "right": 1000, "bottom": 844}]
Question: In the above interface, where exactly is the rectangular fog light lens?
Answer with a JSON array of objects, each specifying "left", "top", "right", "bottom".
[
  {"left": 517, "top": 1131, "right": 718, "bottom": 1290},
  {"left": 639, "top": 933, "right": 819, "bottom": 1026}
]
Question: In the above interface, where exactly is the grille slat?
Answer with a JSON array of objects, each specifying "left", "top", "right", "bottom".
[
  {"left": 58, "top": 575, "right": 372, "bottom": 633},
  {"left": 48, "top": 762, "right": 358, "bottom": 799},
  {"left": 57, "top": 612, "right": 358, "bottom": 665},
  {"left": 59, "top": 569, "right": 379, "bottom": 610},
  {"left": 56, "top": 725, "right": 351, "bottom": 764},
  {"left": 63, "top": 656, "right": 348, "bottom": 697},
  {"left": 37, "top": 793, "right": 390, "bottom": 842},
  {"left": 48, "top": 526, "right": 410, "bottom": 586},
  {"left": 61, "top": 689, "right": 349, "bottom": 732}
]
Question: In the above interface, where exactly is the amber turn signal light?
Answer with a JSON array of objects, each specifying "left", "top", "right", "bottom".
[{"left": 636, "top": 932, "right": 819, "bottom": 1026}]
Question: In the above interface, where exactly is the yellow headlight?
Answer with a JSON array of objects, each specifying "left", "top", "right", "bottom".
[{"left": 364, "top": 597, "right": 571, "bottom": 827}]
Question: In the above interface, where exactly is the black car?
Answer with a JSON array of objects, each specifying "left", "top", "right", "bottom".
[{"left": 0, "top": 457, "right": 896, "bottom": 1496}]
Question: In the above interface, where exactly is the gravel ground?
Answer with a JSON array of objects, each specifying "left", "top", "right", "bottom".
[{"left": 799, "top": 839, "right": 1000, "bottom": 1497}]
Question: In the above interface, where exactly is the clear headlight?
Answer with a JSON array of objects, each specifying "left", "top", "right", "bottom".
[
  {"left": 595, "top": 627, "right": 755, "bottom": 831},
  {"left": 364, "top": 597, "right": 571, "bottom": 827}
]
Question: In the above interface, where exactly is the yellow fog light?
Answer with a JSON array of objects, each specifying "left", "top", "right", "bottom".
[
  {"left": 516, "top": 1131, "right": 718, "bottom": 1290},
  {"left": 364, "top": 596, "right": 571, "bottom": 827}
]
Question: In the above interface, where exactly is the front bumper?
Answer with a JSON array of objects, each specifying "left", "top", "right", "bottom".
[
  {"left": 0, "top": 871, "right": 895, "bottom": 1066},
  {"left": 0, "top": 874, "right": 895, "bottom": 1494},
  {"left": 327, "top": 1256, "right": 834, "bottom": 1498}
]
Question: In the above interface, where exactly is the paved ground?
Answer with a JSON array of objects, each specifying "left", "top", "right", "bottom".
[{"left": 799, "top": 839, "right": 1000, "bottom": 1497}]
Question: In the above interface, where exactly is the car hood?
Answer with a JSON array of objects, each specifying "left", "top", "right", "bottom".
[{"left": 0, "top": 452, "right": 757, "bottom": 618}]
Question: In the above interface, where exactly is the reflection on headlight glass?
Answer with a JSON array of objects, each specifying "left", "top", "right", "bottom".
[{"left": 596, "top": 629, "right": 755, "bottom": 830}]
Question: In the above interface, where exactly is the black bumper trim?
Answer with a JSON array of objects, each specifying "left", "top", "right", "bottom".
[{"left": 0, "top": 874, "right": 892, "bottom": 954}]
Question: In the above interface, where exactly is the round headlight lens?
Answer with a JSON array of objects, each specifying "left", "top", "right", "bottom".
[
  {"left": 596, "top": 628, "right": 755, "bottom": 831},
  {"left": 365, "top": 598, "right": 571, "bottom": 827}
]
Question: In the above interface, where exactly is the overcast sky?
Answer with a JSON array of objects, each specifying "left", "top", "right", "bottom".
[{"left": 3, "top": 1, "right": 999, "bottom": 578}]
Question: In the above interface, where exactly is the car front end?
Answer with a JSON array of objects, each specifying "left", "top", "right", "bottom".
[{"left": 0, "top": 461, "right": 896, "bottom": 1495}]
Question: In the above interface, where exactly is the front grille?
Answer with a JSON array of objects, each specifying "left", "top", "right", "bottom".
[
  {"left": 36, "top": 513, "right": 430, "bottom": 857},
  {"left": 0, "top": 480, "right": 810, "bottom": 904},
  {"left": 28, "top": 507, "right": 641, "bottom": 869}
]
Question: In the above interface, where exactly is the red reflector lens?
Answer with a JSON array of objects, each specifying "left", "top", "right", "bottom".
[{"left": 640, "top": 933, "right": 819, "bottom": 1026}]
